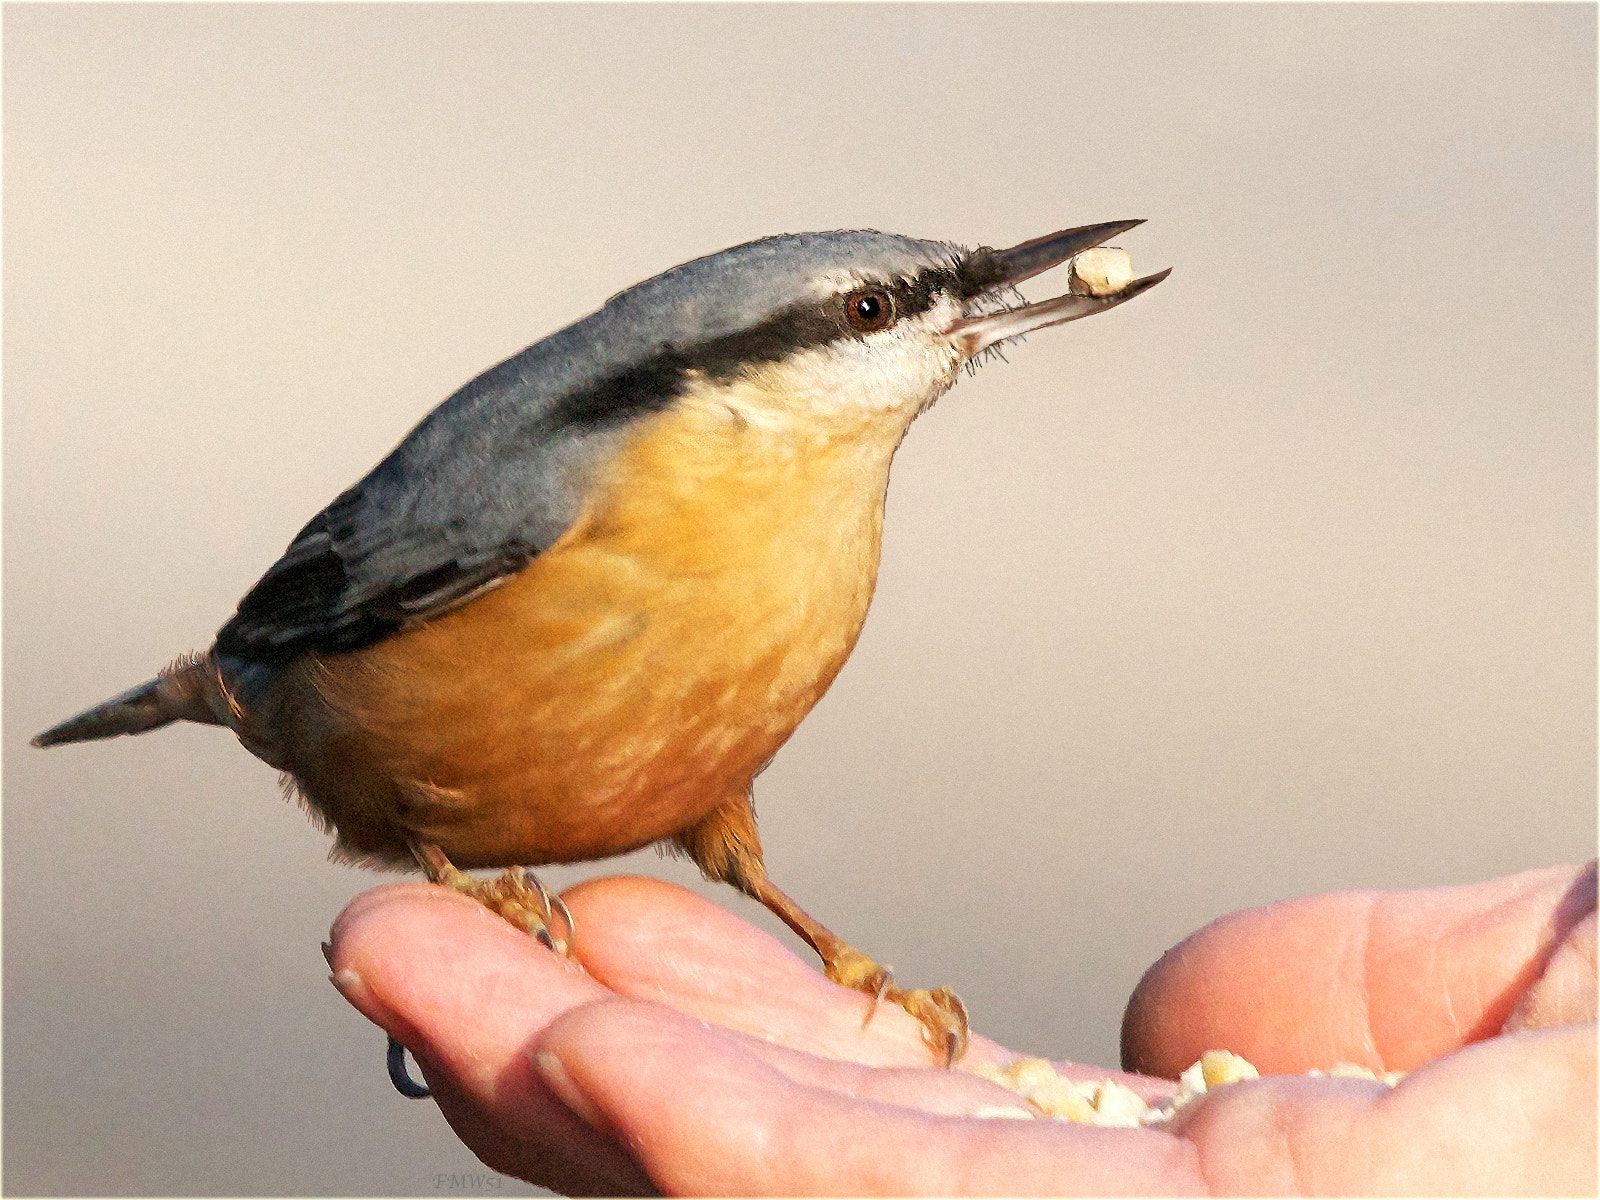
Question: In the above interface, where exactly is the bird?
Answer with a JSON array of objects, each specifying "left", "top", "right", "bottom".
[{"left": 34, "top": 221, "right": 1167, "bottom": 1068}]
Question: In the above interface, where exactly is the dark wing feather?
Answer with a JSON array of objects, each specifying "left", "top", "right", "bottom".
[
  {"left": 214, "top": 349, "right": 681, "bottom": 664},
  {"left": 215, "top": 502, "right": 540, "bottom": 660}
]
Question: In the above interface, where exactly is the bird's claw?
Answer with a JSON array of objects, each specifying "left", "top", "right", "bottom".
[
  {"left": 864, "top": 967, "right": 894, "bottom": 1026},
  {"left": 824, "top": 947, "right": 969, "bottom": 1066},
  {"left": 387, "top": 1035, "right": 432, "bottom": 1099},
  {"left": 895, "top": 985, "right": 970, "bottom": 1068},
  {"left": 516, "top": 867, "right": 577, "bottom": 956}
]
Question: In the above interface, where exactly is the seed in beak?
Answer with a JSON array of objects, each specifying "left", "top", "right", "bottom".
[{"left": 1068, "top": 248, "right": 1135, "bottom": 298}]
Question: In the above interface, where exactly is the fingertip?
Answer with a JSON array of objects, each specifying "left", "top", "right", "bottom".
[
  {"left": 560, "top": 871, "right": 697, "bottom": 909},
  {"left": 531, "top": 1039, "right": 628, "bottom": 1138},
  {"left": 1121, "top": 890, "right": 1384, "bottom": 1077},
  {"left": 530, "top": 1000, "right": 685, "bottom": 1140},
  {"left": 325, "top": 883, "right": 477, "bottom": 1036},
  {"left": 324, "top": 879, "right": 608, "bottom": 1072},
  {"left": 327, "top": 881, "right": 477, "bottom": 960},
  {"left": 529, "top": 996, "right": 809, "bottom": 1194},
  {"left": 558, "top": 874, "right": 746, "bottom": 960},
  {"left": 1122, "top": 865, "right": 1600, "bottom": 1079}
]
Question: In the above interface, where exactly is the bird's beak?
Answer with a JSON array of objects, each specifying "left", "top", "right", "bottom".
[{"left": 944, "top": 220, "right": 1170, "bottom": 358}]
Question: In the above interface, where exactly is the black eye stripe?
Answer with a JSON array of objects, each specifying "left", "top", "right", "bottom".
[
  {"left": 837, "top": 263, "right": 969, "bottom": 333},
  {"left": 539, "top": 260, "right": 976, "bottom": 414},
  {"left": 894, "top": 264, "right": 967, "bottom": 317}
]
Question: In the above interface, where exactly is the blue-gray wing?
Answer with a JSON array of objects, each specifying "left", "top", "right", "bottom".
[
  {"left": 214, "top": 350, "right": 681, "bottom": 663},
  {"left": 214, "top": 498, "right": 537, "bottom": 661}
]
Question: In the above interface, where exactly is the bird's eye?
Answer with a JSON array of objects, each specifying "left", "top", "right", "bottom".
[{"left": 843, "top": 288, "right": 895, "bottom": 333}]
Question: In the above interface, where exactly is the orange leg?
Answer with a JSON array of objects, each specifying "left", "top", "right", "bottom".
[{"left": 674, "top": 794, "right": 970, "bottom": 1066}]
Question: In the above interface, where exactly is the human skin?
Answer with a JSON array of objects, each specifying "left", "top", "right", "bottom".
[{"left": 327, "top": 863, "right": 1595, "bottom": 1196}]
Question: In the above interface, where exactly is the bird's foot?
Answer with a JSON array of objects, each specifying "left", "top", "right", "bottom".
[
  {"left": 415, "top": 843, "right": 574, "bottom": 955},
  {"left": 461, "top": 866, "right": 575, "bottom": 955},
  {"left": 825, "top": 945, "right": 970, "bottom": 1067}
]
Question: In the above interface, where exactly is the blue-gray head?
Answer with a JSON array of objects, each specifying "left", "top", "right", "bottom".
[
  {"left": 532, "top": 221, "right": 1168, "bottom": 426},
  {"left": 392, "top": 221, "right": 1168, "bottom": 476}
]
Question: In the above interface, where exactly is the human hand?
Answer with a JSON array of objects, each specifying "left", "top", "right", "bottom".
[{"left": 327, "top": 863, "right": 1595, "bottom": 1195}]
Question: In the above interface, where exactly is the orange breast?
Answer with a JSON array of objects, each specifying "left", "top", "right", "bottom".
[{"left": 269, "top": 386, "right": 910, "bottom": 868}]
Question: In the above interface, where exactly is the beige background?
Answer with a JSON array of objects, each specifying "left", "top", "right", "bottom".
[{"left": 5, "top": 3, "right": 1594, "bottom": 1194}]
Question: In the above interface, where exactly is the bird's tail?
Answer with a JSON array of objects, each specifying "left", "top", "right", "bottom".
[{"left": 32, "top": 652, "right": 226, "bottom": 748}]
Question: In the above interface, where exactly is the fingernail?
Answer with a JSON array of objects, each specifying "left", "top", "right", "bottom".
[
  {"left": 329, "top": 967, "right": 363, "bottom": 995},
  {"left": 533, "top": 1051, "right": 610, "bottom": 1132},
  {"left": 321, "top": 940, "right": 335, "bottom": 968}
]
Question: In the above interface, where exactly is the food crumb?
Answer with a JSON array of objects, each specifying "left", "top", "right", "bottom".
[
  {"left": 968, "top": 1050, "right": 1403, "bottom": 1128},
  {"left": 1068, "top": 247, "right": 1135, "bottom": 297},
  {"left": 969, "top": 1057, "right": 1150, "bottom": 1125},
  {"left": 1308, "top": 1062, "right": 1408, "bottom": 1087}
]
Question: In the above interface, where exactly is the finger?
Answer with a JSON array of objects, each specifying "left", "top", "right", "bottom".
[
  {"left": 1179, "top": 1023, "right": 1595, "bottom": 1194},
  {"left": 538, "top": 1000, "right": 1594, "bottom": 1195},
  {"left": 533, "top": 997, "right": 1208, "bottom": 1196},
  {"left": 1503, "top": 908, "right": 1597, "bottom": 1033},
  {"left": 1123, "top": 863, "right": 1596, "bottom": 1077},
  {"left": 327, "top": 883, "right": 655, "bottom": 1196},
  {"left": 560, "top": 875, "right": 1015, "bottom": 1070},
  {"left": 645, "top": 1028, "right": 1045, "bottom": 1120},
  {"left": 602, "top": 1008, "right": 1173, "bottom": 1121},
  {"left": 420, "top": 1067, "right": 655, "bottom": 1199}
]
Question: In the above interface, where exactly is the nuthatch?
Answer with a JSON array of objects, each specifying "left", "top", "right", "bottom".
[{"left": 35, "top": 221, "right": 1167, "bottom": 1068}]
